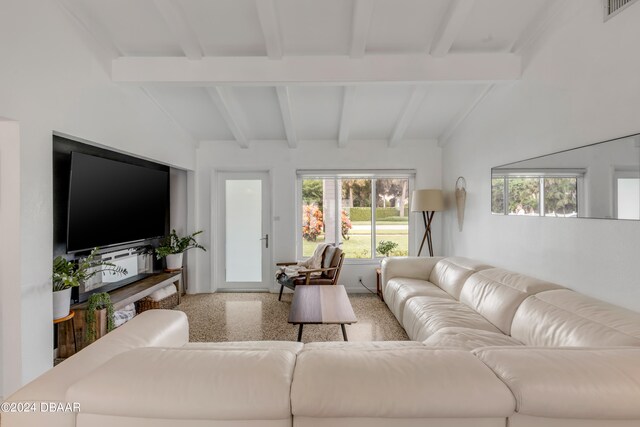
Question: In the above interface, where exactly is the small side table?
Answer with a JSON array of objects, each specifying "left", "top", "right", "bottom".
[
  {"left": 54, "top": 310, "right": 77, "bottom": 354},
  {"left": 376, "top": 268, "right": 384, "bottom": 301}
]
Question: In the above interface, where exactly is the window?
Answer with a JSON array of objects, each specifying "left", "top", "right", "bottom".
[
  {"left": 491, "top": 172, "right": 580, "bottom": 217},
  {"left": 299, "top": 171, "right": 413, "bottom": 260}
]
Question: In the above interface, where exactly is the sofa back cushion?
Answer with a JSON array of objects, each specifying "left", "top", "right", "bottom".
[
  {"left": 429, "top": 257, "right": 492, "bottom": 299},
  {"left": 511, "top": 289, "right": 640, "bottom": 347},
  {"left": 459, "top": 268, "right": 563, "bottom": 335}
]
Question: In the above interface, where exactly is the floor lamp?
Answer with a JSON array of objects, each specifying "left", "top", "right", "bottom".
[{"left": 411, "top": 189, "right": 444, "bottom": 257}]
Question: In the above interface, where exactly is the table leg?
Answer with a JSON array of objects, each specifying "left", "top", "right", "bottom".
[
  {"left": 71, "top": 316, "right": 78, "bottom": 353},
  {"left": 341, "top": 324, "right": 348, "bottom": 341},
  {"left": 297, "top": 324, "right": 304, "bottom": 342}
]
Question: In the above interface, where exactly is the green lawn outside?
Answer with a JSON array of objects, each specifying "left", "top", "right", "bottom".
[{"left": 302, "top": 219, "right": 409, "bottom": 258}]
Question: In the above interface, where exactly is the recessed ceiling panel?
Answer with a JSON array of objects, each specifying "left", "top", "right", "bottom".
[
  {"left": 182, "top": 0, "right": 267, "bottom": 56},
  {"left": 405, "top": 84, "right": 488, "bottom": 139},
  {"left": 82, "top": 0, "right": 183, "bottom": 56},
  {"left": 147, "top": 87, "right": 234, "bottom": 141},
  {"left": 451, "top": 0, "right": 550, "bottom": 53},
  {"left": 367, "top": 0, "right": 449, "bottom": 54},
  {"left": 278, "top": 0, "right": 353, "bottom": 55},
  {"left": 231, "top": 87, "right": 285, "bottom": 140},
  {"left": 350, "top": 86, "right": 414, "bottom": 140},
  {"left": 290, "top": 87, "right": 342, "bottom": 140}
]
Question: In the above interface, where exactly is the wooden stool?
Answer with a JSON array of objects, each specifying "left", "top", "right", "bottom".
[{"left": 54, "top": 310, "right": 77, "bottom": 353}]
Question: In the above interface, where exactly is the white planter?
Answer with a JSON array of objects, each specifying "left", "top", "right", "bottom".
[
  {"left": 165, "top": 253, "right": 184, "bottom": 270},
  {"left": 53, "top": 288, "right": 72, "bottom": 320}
]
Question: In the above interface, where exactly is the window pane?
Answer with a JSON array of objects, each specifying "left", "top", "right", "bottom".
[
  {"left": 544, "top": 178, "right": 578, "bottom": 217},
  {"left": 375, "top": 178, "right": 409, "bottom": 257},
  {"left": 617, "top": 178, "right": 640, "bottom": 220},
  {"left": 491, "top": 178, "right": 505, "bottom": 214},
  {"left": 340, "top": 179, "right": 372, "bottom": 259},
  {"left": 507, "top": 178, "right": 540, "bottom": 215},
  {"left": 301, "top": 179, "right": 326, "bottom": 257}
]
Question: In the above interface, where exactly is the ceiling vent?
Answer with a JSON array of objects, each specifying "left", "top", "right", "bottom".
[{"left": 605, "top": 0, "right": 638, "bottom": 20}]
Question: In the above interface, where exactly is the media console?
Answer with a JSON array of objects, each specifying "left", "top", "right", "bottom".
[{"left": 57, "top": 271, "right": 183, "bottom": 358}]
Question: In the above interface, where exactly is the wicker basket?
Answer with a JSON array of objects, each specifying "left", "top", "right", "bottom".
[{"left": 136, "top": 290, "right": 179, "bottom": 313}]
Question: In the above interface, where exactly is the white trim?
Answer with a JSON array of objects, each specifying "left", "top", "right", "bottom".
[
  {"left": 297, "top": 169, "right": 417, "bottom": 178},
  {"left": 338, "top": 86, "right": 357, "bottom": 148},
  {"left": 206, "top": 87, "right": 250, "bottom": 149},
  {"left": 275, "top": 86, "right": 298, "bottom": 148}
]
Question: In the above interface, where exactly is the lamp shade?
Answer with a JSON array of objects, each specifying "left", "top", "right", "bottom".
[{"left": 411, "top": 189, "right": 444, "bottom": 212}]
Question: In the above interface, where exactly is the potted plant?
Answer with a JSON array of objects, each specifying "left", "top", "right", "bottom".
[
  {"left": 85, "top": 292, "right": 114, "bottom": 343},
  {"left": 156, "top": 229, "right": 206, "bottom": 270},
  {"left": 52, "top": 248, "right": 127, "bottom": 320},
  {"left": 376, "top": 240, "right": 399, "bottom": 258}
]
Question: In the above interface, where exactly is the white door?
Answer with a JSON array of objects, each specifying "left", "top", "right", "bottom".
[{"left": 217, "top": 171, "right": 271, "bottom": 291}]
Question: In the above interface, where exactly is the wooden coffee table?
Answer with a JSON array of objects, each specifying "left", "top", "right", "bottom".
[{"left": 288, "top": 285, "right": 357, "bottom": 342}]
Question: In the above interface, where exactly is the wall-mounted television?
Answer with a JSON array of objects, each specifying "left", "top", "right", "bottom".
[{"left": 66, "top": 152, "right": 169, "bottom": 253}]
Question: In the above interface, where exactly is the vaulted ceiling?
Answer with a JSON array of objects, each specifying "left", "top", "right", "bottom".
[{"left": 58, "top": 0, "right": 555, "bottom": 148}]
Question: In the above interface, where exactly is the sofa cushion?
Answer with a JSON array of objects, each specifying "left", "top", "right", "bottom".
[
  {"left": 429, "top": 257, "right": 493, "bottom": 299},
  {"left": 511, "top": 289, "right": 640, "bottom": 347},
  {"left": 402, "top": 297, "right": 502, "bottom": 342},
  {"left": 291, "top": 348, "right": 515, "bottom": 419},
  {"left": 384, "top": 278, "right": 454, "bottom": 324},
  {"left": 67, "top": 347, "right": 296, "bottom": 421},
  {"left": 474, "top": 347, "right": 640, "bottom": 419},
  {"left": 380, "top": 256, "right": 443, "bottom": 294},
  {"left": 423, "top": 327, "right": 522, "bottom": 350},
  {"left": 459, "top": 268, "right": 563, "bottom": 335}
]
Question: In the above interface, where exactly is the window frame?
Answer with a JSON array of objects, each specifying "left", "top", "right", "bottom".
[
  {"left": 296, "top": 170, "right": 416, "bottom": 264},
  {"left": 491, "top": 169, "right": 584, "bottom": 217}
]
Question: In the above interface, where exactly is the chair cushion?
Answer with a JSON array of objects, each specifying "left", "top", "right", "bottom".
[
  {"left": 324, "top": 248, "right": 342, "bottom": 280},
  {"left": 402, "top": 297, "right": 502, "bottom": 342},
  {"left": 423, "top": 327, "right": 522, "bottom": 350},
  {"left": 321, "top": 245, "right": 337, "bottom": 269},
  {"left": 383, "top": 278, "right": 454, "bottom": 324},
  {"left": 292, "top": 278, "right": 334, "bottom": 286}
]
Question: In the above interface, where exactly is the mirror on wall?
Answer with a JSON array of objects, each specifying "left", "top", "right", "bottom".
[{"left": 491, "top": 134, "right": 640, "bottom": 220}]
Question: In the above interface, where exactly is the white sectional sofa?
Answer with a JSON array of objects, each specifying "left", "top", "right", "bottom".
[{"left": 3, "top": 257, "right": 640, "bottom": 427}]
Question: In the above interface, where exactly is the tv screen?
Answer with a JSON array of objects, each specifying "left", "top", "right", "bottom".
[{"left": 67, "top": 152, "right": 169, "bottom": 253}]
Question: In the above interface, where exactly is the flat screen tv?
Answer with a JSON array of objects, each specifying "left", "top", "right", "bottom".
[{"left": 67, "top": 152, "right": 169, "bottom": 253}]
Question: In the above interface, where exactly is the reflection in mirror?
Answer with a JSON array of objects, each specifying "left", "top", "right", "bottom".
[{"left": 491, "top": 134, "right": 640, "bottom": 220}]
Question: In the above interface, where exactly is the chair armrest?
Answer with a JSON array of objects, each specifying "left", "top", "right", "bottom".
[
  {"left": 299, "top": 267, "right": 338, "bottom": 275},
  {"left": 276, "top": 262, "right": 298, "bottom": 266}
]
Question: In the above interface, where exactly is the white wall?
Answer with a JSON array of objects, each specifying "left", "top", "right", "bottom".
[
  {"left": 0, "top": 0, "right": 196, "bottom": 388},
  {"left": 0, "top": 119, "right": 22, "bottom": 399},
  {"left": 192, "top": 140, "right": 442, "bottom": 294},
  {"left": 441, "top": 0, "right": 640, "bottom": 311}
]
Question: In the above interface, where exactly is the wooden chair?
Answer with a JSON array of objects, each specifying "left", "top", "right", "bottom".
[{"left": 276, "top": 246, "right": 345, "bottom": 301}]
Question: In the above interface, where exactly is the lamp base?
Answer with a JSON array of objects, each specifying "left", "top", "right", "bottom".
[{"left": 417, "top": 211, "right": 435, "bottom": 257}]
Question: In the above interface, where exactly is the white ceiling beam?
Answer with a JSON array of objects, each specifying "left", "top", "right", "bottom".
[
  {"left": 112, "top": 54, "right": 521, "bottom": 85},
  {"left": 350, "top": 0, "right": 375, "bottom": 58},
  {"left": 206, "top": 87, "right": 250, "bottom": 149},
  {"left": 256, "top": 0, "right": 284, "bottom": 59},
  {"left": 438, "top": 84, "right": 494, "bottom": 147},
  {"left": 140, "top": 87, "right": 197, "bottom": 146},
  {"left": 56, "top": 0, "right": 122, "bottom": 58},
  {"left": 153, "top": 0, "right": 203, "bottom": 60},
  {"left": 430, "top": 0, "right": 476, "bottom": 57},
  {"left": 338, "top": 86, "right": 357, "bottom": 148},
  {"left": 389, "top": 86, "right": 428, "bottom": 147},
  {"left": 509, "top": 0, "right": 571, "bottom": 54},
  {"left": 275, "top": 87, "right": 298, "bottom": 148}
]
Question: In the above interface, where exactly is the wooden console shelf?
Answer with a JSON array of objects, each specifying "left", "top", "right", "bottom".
[{"left": 58, "top": 271, "right": 183, "bottom": 358}]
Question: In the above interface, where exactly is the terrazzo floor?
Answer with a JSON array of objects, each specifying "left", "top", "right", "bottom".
[{"left": 175, "top": 291, "right": 409, "bottom": 343}]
